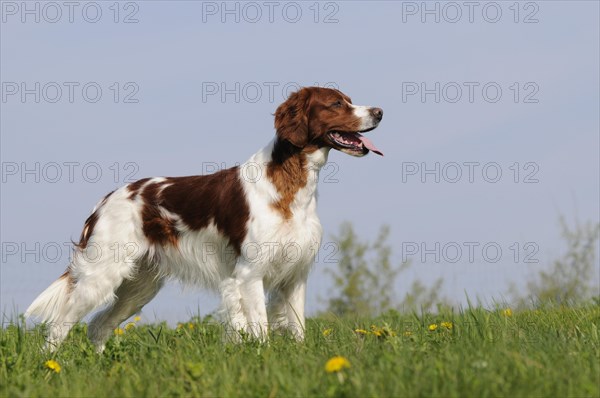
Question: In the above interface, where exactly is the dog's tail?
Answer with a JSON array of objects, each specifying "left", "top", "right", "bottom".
[{"left": 25, "top": 271, "right": 72, "bottom": 323}]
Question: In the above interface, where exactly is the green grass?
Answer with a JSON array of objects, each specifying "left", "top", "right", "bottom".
[{"left": 1, "top": 305, "right": 599, "bottom": 397}]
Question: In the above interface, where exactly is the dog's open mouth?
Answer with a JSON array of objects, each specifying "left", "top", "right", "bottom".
[{"left": 327, "top": 131, "right": 384, "bottom": 156}]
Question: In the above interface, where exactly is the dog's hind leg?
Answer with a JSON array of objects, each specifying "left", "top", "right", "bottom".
[
  {"left": 27, "top": 251, "right": 137, "bottom": 351},
  {"left": 26, "top": 186, "right": 152, "bottom": 351},
  {"left": 88, "top": 264, "right": 164, "bottom": 352}
]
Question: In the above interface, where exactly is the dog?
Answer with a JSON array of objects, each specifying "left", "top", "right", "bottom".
[{"left": 25, "top": 86, "right": 384, "bottom": 351}]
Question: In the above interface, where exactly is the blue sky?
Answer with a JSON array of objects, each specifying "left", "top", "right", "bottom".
[{"left": 1, "top": 1, "right": 599, "bottom": 324}]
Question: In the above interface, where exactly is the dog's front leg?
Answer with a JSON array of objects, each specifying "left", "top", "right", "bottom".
[
  {"left": 281, "top": 279, "right": 306, "bottom": 341},
  {"left": 268, "top": 278, "right": 306, "bottom": 341},
  {"left": 235, "top": 263, "right": 268, "bottom": 341}
]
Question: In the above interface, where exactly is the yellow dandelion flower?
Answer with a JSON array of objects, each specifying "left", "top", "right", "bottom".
[
  {"left": 114, "top": 327, "right": 124, "bottom": 336},
  {"left": 44, "top": 359, "right": 61, "bottom": 373},
  {"left": 354, "top": 328, "right": 368, "bottom": 335},
  {"left": 134, "top": 315, "right": 141, "bottom": 322},
  {"left": 502, "top": 308, "right": 513, "bottom": 317},
  {"left": 403, "top": 331, "right": 412, "bottom": 336},
  {"left": 125, "top": 322, "right": 135, "bottom": 331},
  {"left": 177, "top": 323, "right": 184, "bottom": 330},
  {"left": 322, "top": 328, "right": 333, "bottom": 337},
  {"left": 188, "top": 323, "right": 195, "bottom": 330},
  {"left": 428, "top": 324, "right": 438, "bottom": 331},
  {"left": 325, "top": 356, "right": 351, "bottom": 373},
  {"left": 369, "top": 325, "right": 396, "bottom": 338},
  {"left": 441, "top": 322, "right": 453, "bottom": 330}
]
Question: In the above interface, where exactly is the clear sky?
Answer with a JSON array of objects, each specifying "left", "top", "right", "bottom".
[{"left": 1, "top": 1, "right": 599, "bottom": 325}]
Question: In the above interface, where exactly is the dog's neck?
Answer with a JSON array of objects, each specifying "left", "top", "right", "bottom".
[
  {"left": 243, "top": 138, "right": 329, "bottom": 219},
  {"left": 270, "top": 137, "right": 330, "bottom": 169}
]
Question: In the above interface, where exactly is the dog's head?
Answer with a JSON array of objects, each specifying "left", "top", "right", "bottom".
[{"left": 274, "top": 87, "right": 383, "bottom": 157}]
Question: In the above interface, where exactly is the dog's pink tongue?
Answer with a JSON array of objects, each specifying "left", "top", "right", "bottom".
[{"left": 357, "top": 134, "right": 384, "bottom": 156}]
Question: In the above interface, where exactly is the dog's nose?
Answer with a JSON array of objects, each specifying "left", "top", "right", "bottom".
[{"left": 371, "top": 107, "right": 383, "bottom": 121}]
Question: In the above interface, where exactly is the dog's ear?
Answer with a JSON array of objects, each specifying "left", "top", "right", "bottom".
[{"left": 274, "top": 88, "right": 311, "bottom": 148}]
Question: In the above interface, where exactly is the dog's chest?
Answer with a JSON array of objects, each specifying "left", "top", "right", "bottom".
[
  {"left": 251, "top": 196, "right": 322, "bottom": 252},
  {"left": 244, "top": 179, "right": 323, "bottom": 270},
  {"left": 260, "top": 204, "right": 322, "bottom": 287}
]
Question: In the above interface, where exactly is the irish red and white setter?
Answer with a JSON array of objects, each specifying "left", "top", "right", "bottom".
[{"left": 26, "top": 86, "right": 384, "bottom": 350}]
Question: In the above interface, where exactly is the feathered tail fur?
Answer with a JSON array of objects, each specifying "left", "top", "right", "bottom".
[{"left": 25, "top": 272, "right": 71, "bottom": 323}]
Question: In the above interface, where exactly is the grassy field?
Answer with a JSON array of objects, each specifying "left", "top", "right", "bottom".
[{"left": 1, "top": 305, "right": 599, "bottom": 397}]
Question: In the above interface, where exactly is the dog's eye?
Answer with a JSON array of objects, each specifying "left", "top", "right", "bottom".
[{"left": 331, "top": 100, "right": 343, "bottom": 108}]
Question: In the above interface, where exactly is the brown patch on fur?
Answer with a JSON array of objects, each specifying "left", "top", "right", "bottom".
[
  {"left": 75, "top": 190, "right": 114, "bottom": 249},
  {"left": 76, "top": 212, "right": 98, "bottom": 249},
  {"left": 267, "top": 139, "right": 309, "bottom": 219},
  {"left": 140, "top": 182, "right": 180, "bottom": 247},
  {"left": 127, "top": 177, "right": 150, "bottom": 199},
  {"left": 137, "top": 168, "right": 250, "bottom": 254},
  {"left": 274, "top": 89, "right": 311, "bottom": 148}
]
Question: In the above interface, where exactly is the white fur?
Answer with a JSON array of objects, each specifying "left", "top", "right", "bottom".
[{"left": 352, "top": 104, "right": 378, "bottom": 131}]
